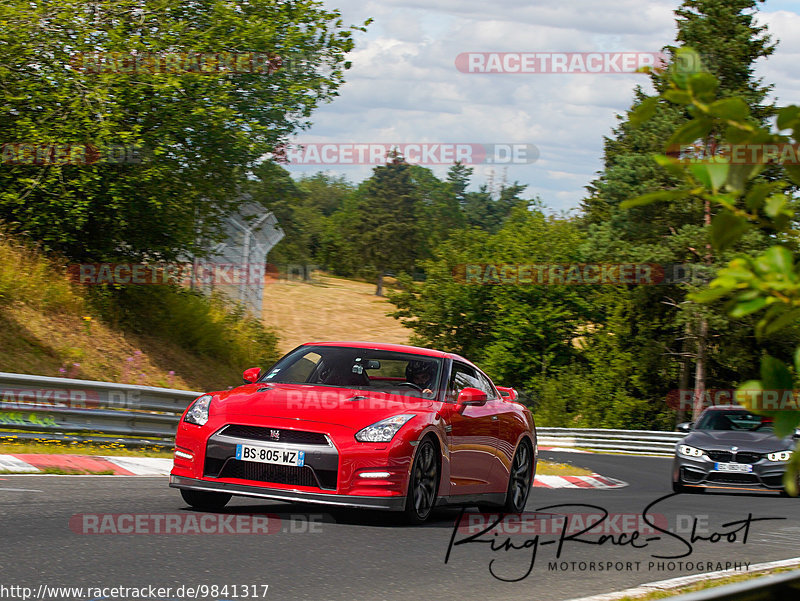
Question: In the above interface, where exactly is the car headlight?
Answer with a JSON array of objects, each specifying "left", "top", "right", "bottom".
[
  {"left": 355, "top": 414, "right": 415, "bottom": 443},
  {"left": 767, "top": 450, "right": 792, "bottom": 462},
  {"left": 184, "top": 394, "right": 213, "bottom": 426},
  {"left": 678, "top": 444, "right": 705, "bottom": 457}
]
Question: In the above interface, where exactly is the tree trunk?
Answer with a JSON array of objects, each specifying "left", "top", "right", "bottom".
[
  {"left": 677, "top": 323, "right": 691, "bottom": 426},
  {"left": 691, "top": 195, "right": 713, "bottom": 421},
  {"left": 692, "top": 315, "right": 708, "bottom": 420},
  {"left": 375, "top": 271, "right": 384, "bottom": 296}
]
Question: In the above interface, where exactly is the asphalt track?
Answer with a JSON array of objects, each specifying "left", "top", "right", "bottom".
[{"left": 2, "top": 451, "right": 800, "bottom": 601}]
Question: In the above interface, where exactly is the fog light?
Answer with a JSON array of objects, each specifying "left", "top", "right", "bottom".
[
  {"left": 360, "top": 471, "right": 392, "bottom": 479},
  {"left": 174, "top": 449, "right": 193, "bottom": 461}
]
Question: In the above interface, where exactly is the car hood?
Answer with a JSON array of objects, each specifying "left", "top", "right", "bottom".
[
  {"left": 209, "top": 383, "right": 435, "bottom": 429},
  {"left": 683, "top": 429, "right": 792, "bottom": 452}
]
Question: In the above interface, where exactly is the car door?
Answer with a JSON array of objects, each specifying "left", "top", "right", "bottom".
[
  {"left": 440, "top": 361, "right": 499, "bottom": 495},
  {"left": 476, "top": 369, "right": 519, "bottom": 490}
]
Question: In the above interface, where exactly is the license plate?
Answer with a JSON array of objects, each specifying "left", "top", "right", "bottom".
[
  {"left": 714, "top": 462, "right": 752, "bottom": 472},
  {"left": 236, "top": 444, "right": 305, "bottom": 467}
]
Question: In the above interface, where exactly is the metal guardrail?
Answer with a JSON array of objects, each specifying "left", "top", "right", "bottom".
[
  {"left": 0, "top": 372, "right": 201, "bottom": 447},
  {"left": 537, "top": 427, "right": 683, "bottom": 455},
  {"left": 668, "top": 568, "right": 800, "bottom": 600},
  {"left": 0, "top": 372, "right": 687, "bottom": 453}
]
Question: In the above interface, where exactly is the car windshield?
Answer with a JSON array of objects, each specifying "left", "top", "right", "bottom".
[
  {"left": 695, "top": 410, "right": 774, "bottom": 432},
  {"left": 259, "top": 346, "right": 444, "bottom": 398}
]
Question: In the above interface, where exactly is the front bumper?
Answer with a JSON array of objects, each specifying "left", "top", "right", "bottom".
[
  {"left": 673, "top": 454, "right": 787, "bottom": 491},
  {"left": 170, "top": 475, "right": 407, "bottom": 510},
  {"left": 173, "top": 417, "right": 418, "bottom": 500}
]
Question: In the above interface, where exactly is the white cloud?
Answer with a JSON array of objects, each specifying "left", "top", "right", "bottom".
[{"left": 280, "top": 0, "right": 800, "bottom": 212}]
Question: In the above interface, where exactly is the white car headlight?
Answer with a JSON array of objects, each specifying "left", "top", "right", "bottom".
[
  {"left": 767, "top": 450, "right": 792, "bottom": 462},
  {"left": 678, "top": 444, "right": 705, "bottom": 457},
  {"left": 355, "top": 415, "right": 415, "bottom": 443},
  {"left": 184, "top": 394, "right": 213, "bottom": 426}
]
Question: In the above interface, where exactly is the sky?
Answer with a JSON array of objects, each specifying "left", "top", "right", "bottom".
[{"left": 280, "top": 0, "right": 800, "bottom": 214}]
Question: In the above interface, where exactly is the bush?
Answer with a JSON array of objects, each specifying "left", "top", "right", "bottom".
[
  {"left": 528, "top": 367, "right": 675, "bottom": 430},
  {"left": 0, "top": 226, "right": 83, "bottom": 313},
  {"left": 88, "top": 285, "right": 280, "bottom": 369}
]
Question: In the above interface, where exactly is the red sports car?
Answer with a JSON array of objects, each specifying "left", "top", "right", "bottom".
[{"left": 169, "top": 342, "right": 536, "bottom": 523}]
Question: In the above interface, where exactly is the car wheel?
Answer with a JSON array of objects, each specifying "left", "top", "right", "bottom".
[
  {"left": 404, "top": 438, "right": 439, "bottom": 524},
  {"left": 503, "top": 441, "right": 533, "bottom": 514},
  {"left": 180, "top": 489, "right": 232, "bottom": 510},
  {"left": 672, "top": 478, "right": 686, "bottom": 493}
]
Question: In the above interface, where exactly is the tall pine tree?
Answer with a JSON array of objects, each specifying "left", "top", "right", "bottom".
[
  {"left": 579, "top": 0, "right": 789, "bottom": 424},
  {"left": 353, "top": 152, "right": 423, "bottom": 296}
]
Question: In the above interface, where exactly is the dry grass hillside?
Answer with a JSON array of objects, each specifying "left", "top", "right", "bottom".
[
  {"left": 0, "top": 231, "right": 272, "bottom": 392},
  {"left": 261, "top": 273, "right": 411, "bottom": 354}
]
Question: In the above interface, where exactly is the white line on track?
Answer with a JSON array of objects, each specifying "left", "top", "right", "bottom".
[
  {"left": 0, "top": 488, "right": 43, "bottom": 492},
  {"left": 564, "top": 556, "right": 800, "bottom": 601}
]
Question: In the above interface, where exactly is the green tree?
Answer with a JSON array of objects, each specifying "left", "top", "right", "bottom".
[
  {"left": 578, "top": 0, "right": 785, "bottom": 424},
  {"left": 0, "top": 0, "right": 367, "bottom": 261},
  {"left": 625, "top": 46, "right": 800, "bottom": 490},
  {"left": 390, "top": 204, "right": 592, "bottom": 396},
  {"left": 352, "top": 153, "right": 423, "bottom": 295},
  {"left": 409, "top": 165, "right": 465, "bottom": 255}
]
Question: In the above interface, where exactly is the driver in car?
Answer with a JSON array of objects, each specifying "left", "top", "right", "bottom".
[{"left": 405, "top": 360, "right": 436, "bottom": 397}]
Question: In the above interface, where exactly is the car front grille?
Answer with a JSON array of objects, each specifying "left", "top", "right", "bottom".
[
  {"left": 761, "top": 475, "right": 784, "bottom": 488},
  {"left": 680, "top": 467, "right": 706, "bottom": 484},
  {"left": 219, "top": 460, "right": 320, "bottom": 488},
  {"left": 221, "top": 425, "right": 329, "bottom": 445},
  {"left": 706, "top": 472, "right": 759, "bottom": 485},
  {"left": 705, "top": 450, "right": 761, "bottom": 464},
  {"left": 734, "top": 452, "right": 761, "bottom": 464},
  {"left": 706, "top": 450, "right": 733, "bottom": 462},
  {"left": 204, "top": 457, "right": 338, "bottom": 490}
]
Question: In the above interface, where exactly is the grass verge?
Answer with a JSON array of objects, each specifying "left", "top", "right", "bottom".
[
  {"left": 537, "top": 460, "right": 595, "bottom": 477},
  {"left": 0, "top": 440, "right": 172, "bottom": 458},
  {"left": 614, "top": 565, "right": 799, "bottom": 600},
  {"left": 0, "top": 467, "right": 117, "bottom": 475},
  {"left": 0, "top": 225, "right": 279, "bottom": 391}
]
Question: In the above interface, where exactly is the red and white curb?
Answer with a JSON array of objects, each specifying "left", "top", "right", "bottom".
[
  {"left": 539, "top": 446, "right": 590, "bottom": 453},
  {"left": 1, "top": 454, "right": 627, "bottom": 488},
  {"left": 0, "top": 454, "right": 171, "bottom": 475},
  {"left": 534, "top": 474, "right": 627, "bottom": 489}
]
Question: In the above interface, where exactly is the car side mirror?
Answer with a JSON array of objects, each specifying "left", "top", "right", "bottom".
[
  {"left": 458, "top": 387, "right": 488, "bottom": 406},
  {"left": 677, "top": 422, "right": 693, "bottom": 433},
  {"left": 243, "top": 367, "right": 262, "bottom": 384},
  {"left": 497, "top": 386, "right": 518, "bottom": 401}
]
